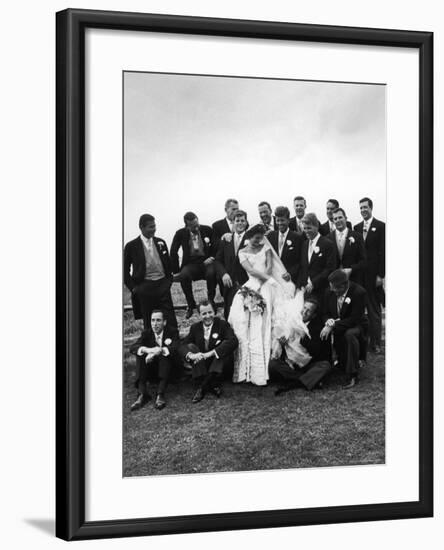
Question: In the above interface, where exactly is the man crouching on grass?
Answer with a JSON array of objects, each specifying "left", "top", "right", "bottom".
[
  {"left": 181, "top": 300, "right": 238, "bottom": 403},
  {"left": 130, "top": 309, "right": 179, "bottom": 411}
]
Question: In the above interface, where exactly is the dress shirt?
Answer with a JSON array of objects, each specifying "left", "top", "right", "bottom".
[
  {"left": 308, "top": 233, "right": 321, "bottom": 262},
  {"left": 336, "top": 288, "right": 349, "bottom": 316},
  {"left": 335, "top": 228, "right": 348, "bottom": 259},
  {"left": 278, "top": 228, "right": 289, "bottom": 257},
  {"left": 362, "top": 216, "right": 374, "bottom": 241},
  {"left": 233, "top": 231, "right": 245, "bottom": 255}
]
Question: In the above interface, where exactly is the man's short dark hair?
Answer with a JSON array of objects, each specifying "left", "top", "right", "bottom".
[
  {"left": 258, "top": 201, "right": 272, "bottom": 211},
  {"left": 333, "top": 207, "right": 347, "bottom": 218},
  {"left": 304, "top": 296, "right": 320, "bottom": 313},
  {"left": 151, "top": 309, "right": 165, "bottom": 320},
  {"left": 328, "top": 269, "right": 348, "bottom": 286},
  {"left": 274, "top": 206, "right": 290, "bottom": 219},
  {"left": 183, "top": 211, "right": 198, "bottom": 224},
  {"left": 139, "top": 213, "right": 155, "bottom": 228},
  {"left": 197, "top": 299, "right": 215, "bottom": 313},
  {"left": 360, "top": 197, "right": 373, "bottom": 209},
  {"left": 233, "top": 209, "right": 248, "bottom": 220},
  {"left": 293, "top": 196, "right": 306, "bottom": 204},
  {"left": 224, "top": 198, "right": 238, "bottom": 209},
  {"left": 245, "top": 223, "right": 266, "bottom": 239},
  {"left": 327, "top": 199, "right": 339, "bottom": 208},
  {"left": 302, "top": 212, "right": 319, "bottom": 227}
]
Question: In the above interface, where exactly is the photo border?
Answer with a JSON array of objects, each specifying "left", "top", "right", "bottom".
[{"left": 56, "top": 8, "right": 433, "bottom": 541}]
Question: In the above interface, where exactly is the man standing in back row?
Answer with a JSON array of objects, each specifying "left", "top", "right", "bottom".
[{"left": 354, "top": 197, "right": 385, "bottom": 353}]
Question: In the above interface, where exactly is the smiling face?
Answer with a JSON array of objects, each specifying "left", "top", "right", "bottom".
[
  {"left": 275, "top": 216, "right": 290, "bottom": 233},
  {"left": 333, "top": 210, "right": 347, "bottom": 232},
  {"left": 294, "top": 199, "right": 306, "bottom": 219},
  {"left": 249, "top": 232, "right": 264, "bottom": 248},
  {"left": 151, "top": 311, "right": 166, "bottom": 334},
  {"left": 303, "top": 221, "right": 319, "bottom": 241},
  {"left": 141, "top": 220, "right": 156, "bottom": 239},
  {"left": 186, "top": 217, "right": 200, "bottom": 234},
  {"left": 225, "top": 201, "right": 239, "bottom": 221},
  {"left": 360, "top": 200, "right": 372, "bottom": 221},
  {"left": 326, "top": 201, "right": 337, "bottom": 221},
  {"left": 199, "top": 303, "right": 215, "bottom": 326},
  {"left": 233, "top": 214, "right": 247, "bottom": 234},
  {"left": 302, "top": 301, "right": 317, "bottom": 323},
  {"left": 258, "top": 204, "right": 272, "bottom": 225}
]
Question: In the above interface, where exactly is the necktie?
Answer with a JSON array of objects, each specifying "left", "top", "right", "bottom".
[
  {"left": 338, "top": 232, "right": 346, "bottom": 259},
  {"left": 279, "top": 233, "right": 285, "bottom": 256},
  {"left": 308, "top": 240, "right": 314, "bottom": 262},
  {"left": 234, "top": 233, "right": 240, "bottom": 254},
  {"left": 156, "top": 334, "right": 162, "bottom": 347}
]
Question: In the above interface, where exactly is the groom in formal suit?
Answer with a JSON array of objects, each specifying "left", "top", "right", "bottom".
[
  {"left": 296, "top": 212, "right": 336, "bottom": 303},
  {"left": 123, "top": 213, "right": 177, "bottom": 331},
  {"left": 268, "top": 206, "right": 303, "bottom": 285},
  {"left": 319, "top": 199, "right": 352, "bottom": 236},
  {"left": 180, "top": 301, "right": 238, "bottom": 403},
  {"left": 353, "top": 197, "right": 385, "bottom": 353},
  {"left": 214, "top": 209, "right": 249, "bottom": 319},
  {"left": 328, "top": 207, "right": 366, "bottom": 286},
  {"left": 321, "top": 269, "right": 368, "bottom": 389},
  {"left": 129, "top": 310, "right": 180, "bottom": 410},
  {"left": 170, "top": 212, "right": 217, "bottom": 319}
]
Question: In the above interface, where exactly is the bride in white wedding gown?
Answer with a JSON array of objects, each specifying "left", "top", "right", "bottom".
[{"left": 228, "top": 224, "right": 311, "bottom": 386}]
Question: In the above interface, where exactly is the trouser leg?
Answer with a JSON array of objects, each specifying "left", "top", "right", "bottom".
[
  {"left": 366, "top": 285, "right": 382, "bottom": 347},
  {"left": 155, "top": 279, "right": 178, "bottom": 331},
  {"left": 204, "top": 263, "right": 217, "bottom": 302},
  {"left": 177, "top": 264, "right": 199, "bottom": 308},
  {"left": 299, "top": 360, "right": 332, "bottom": 390},
  {"left": 157, "top": 356, "right": 172, "bottom": 396},
  {"left": 342, "top": 328, "right": 361, "bottom": 377}
]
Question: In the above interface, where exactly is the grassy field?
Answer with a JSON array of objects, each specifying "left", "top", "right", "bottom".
[{"left": 123, "top": 281, "right": 385, "bottom": 477}]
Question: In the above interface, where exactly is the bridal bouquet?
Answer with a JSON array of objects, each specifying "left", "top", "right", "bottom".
[{"left": 238, "top": 286, "right": 267, "bottom": 314}]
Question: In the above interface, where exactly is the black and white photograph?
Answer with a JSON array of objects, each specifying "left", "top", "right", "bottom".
[{"left": 123, "top": 71, "right": 386, "bottom": 477}]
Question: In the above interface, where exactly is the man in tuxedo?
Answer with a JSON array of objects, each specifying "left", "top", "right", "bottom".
[
  {"left": 258, "top": 201, "right": 278, "bottom": 234},
  {"left": 212, "top": 198, "right": 239, "bottom": 243},
  {"left": 215, "top": 209, "right": 249, "bottom": 319},
  {"left": 328, "top": 208, "right": 366, "bottom": 286},
  {"left": 289, "top": 195, "right": 307, "bottom": 236},
  {"left": 129, "top": 310, "right": 180, "bottom": 410},
  {"left": 181, "top": 301, "right": 238, "bottom": 403},
  {"left": 270, "top": 297, "right": 332, "bottom": 392},
  {"left": 124, "top": 213, "right": 177, "bottom": 331},
  {"left": 319, "top": 199, "right": 352, "bottom": 236},
  {"left": 296, "top": 212, "right": 336, "bottom": 303},
  {"left": 171, "top": 212, "right": 217, "bottom": 319},
  {"left": 321, "top": 269, "right": 368, "bottom": 389},
  {"left": 353, "top": 197, "right": 385, "bottom": 353},
  {"left": 267, "top": 206, "right": 303, "bottom": 285}
]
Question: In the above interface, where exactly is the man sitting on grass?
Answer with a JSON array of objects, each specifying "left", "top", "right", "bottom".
[
  {"left": 129, "top": 309, "right": 180, "bottom": 411},
  {"left": 180, "top": 300, "right": 238, "bottom": 403},
  {"left": 270, "top": 297, "right": 332, "bottom": 393}
]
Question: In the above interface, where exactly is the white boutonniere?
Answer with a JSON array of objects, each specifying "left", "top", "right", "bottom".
[
  {"left": 204, "top": 236, "right": 210, "bottom": 243},
  {"left": 313, "top": 246, "right": 320, "bottom": 254},
  {"left": 288, "top": 246, "right": 294, "bottom": 250},
  {"left": 344, "top": 297, "right": 351, "bottom": 305},
  {"left": 215, "top": 340, "right": 221, "bottom": 345},
  {"left": 371, "top": 227, "right": 376, "bottom": 232},
  {"left": 244, "top": 239, "right": 250, "bottom": 246},
  {"left": 212, "top": 333, "right": 219, "bottom": 339},
  {"left": 286, "top": 239, "right": 292, "bottom": 246},
  {"left": 164, "top": 338, "right": 172, "bottom": 346},
  {"left": 349, "top": 236, "right": 355, "bottom": 244}
]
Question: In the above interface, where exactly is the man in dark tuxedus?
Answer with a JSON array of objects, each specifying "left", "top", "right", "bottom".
[
  {"left": 170, "top": 212, "right": 217, "bottom": 319},
  {"left": 269, "top": 297, "right": 332, "bottom": 393},
  {"left": 289, "top": 196, "right": 307, "bottom": 238},
  {"left": 319, "top": 199, "right": 353, "bottom": 236},
  {"left": 212, "top": 198, "right": 239, "bottom": 244},
  {"left": 321, "top": 269, "right": 368, "bottom": 389},
  {"left": 328, "top": 208, "right": 366, "bottom": 286},
  {"left": 180, "top": 301, "right": 238, "bottom": 403},
  {"left": 124, "top": 213, "right": 177, "bottom": 331},
  {"left": 258, "top": 201, "right": 278, "bottom": 234},
  {"left": 129, "top": 310, "right": 180, "bottom": 410},
  {"left": 296, "top": 212, "right": 336, "bottom": 304},
  {"left": 214, "top": 209, "right": 249, "bottom": 319},
  {"left": 353, "top": 197, "right": 385, "bottom": 353},
  {"left": 267, "top": 206, "right": 304, "bottom": 285}
]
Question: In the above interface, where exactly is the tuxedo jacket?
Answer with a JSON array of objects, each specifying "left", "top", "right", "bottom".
[
  {"left": 214, "top": 234, "right": 248, "bottom": 286},
  {"left": 353, "top": 218, "right": 385, "bottom": 280},
  {"left": 129, "top": 326, "right": 180, "bottom": 358},
  {"left": 300, "top": 316, "right": 331, "bottom": 363},
  {"left": 323, "top": 282, "right": 368, "bottom": 336},
  {"left": 296, "top": 235, "right": 336, "bottom": 291},
  {"left": 267, "top": 229, "right": 304, "bottom": 284},
  {"left": 288, "top": 217, "right": 307, "bottom": 239},
  {"left": 212, "top": 218, "right": 232, "bottom": 242},
  {"left": 181, "top": 317, "right": 238, "bottom": 359},
  {"left": 170, "top": 225, "right": 215, "bottom": 273},
  {"left": 319, "top": 220, "right": 352, "bottom": 236},
  {"left": 327, "top": 229, "right": 366, "bottom": 285}
]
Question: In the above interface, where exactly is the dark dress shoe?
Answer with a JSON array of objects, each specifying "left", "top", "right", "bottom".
[
  {"left": 211, "top": 386, "right": 222, "bottom": 398},
  {"left": 130, "top": 393, "right": 149, "bottom": 411},
  {"left": 155, "top": 394, "right": 166, "bottom": 410},
  {"left": 342, "top": 377, "right": 358, "bottom": 389},
  {"left": 185, "top": 307, "right": 194, "bottom": 319},
  {"left": 192, "top": 388, "right": 205, "bottom": 403}
]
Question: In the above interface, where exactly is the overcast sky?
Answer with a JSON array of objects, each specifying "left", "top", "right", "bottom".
[{"left": 124, "top": 71, "right": 385, "bottom": 245}]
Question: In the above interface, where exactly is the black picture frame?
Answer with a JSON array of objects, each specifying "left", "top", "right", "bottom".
[{"left": 56, "top": 8, "right": 433, "bottom": 541}]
